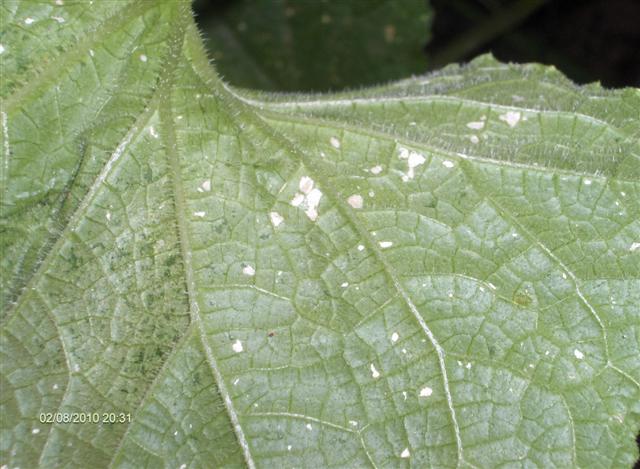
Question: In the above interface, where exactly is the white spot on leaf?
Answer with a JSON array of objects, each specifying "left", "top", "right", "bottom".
[
  {"left": 466, "top": 121, "right": 485, "bottom": 130},
  {"left": 370, "top": 165, "right": 383, "bottom": 174},
  {"left": 400, "top": 448, "right": 410, "bottom": 458},
  {"left": 32, "top": 428, "right": 40, "bottom": 434},
  {"left": 198, "top": 180, "right": 211, "bottom": 192},
  {"left": 242, "top": 265, "right": 255, "bottom": 276},
  {"left": 630, "top": 242, "right": 640, "bottom": 252},
  {"left": 370, "top": 363, "right": 380, "bottom": 379},
  {"left": 51, "top": 16, "right": 65, "bottom": 23},
  {"left": 232, "top": 340, "right": 243, "bottom": 353},
  {"left": 574, "top": 349, "right": 584, "bottom": 360},
  {"left": 149, "top": 126, "right": 158, "bottom": 138},
  {"left": 379, "top": 241, "right": 393, "bottom": 248},
  {"left": 442, "top": 160, "right": 454, "bottom": 168},
  {"left": 139, "top": 54, "right": 148, "bottom": 62},
  {"left": 306, "top": 423, "right": 312, "bottom": 430},
  {"left": 470, "top": 135, "right": 480, "bottom": 144},
  {"left": 0, "top": 44, "right": 5, "bottom": 54},
  {"left": 347, "top": 194, "right": 363, "bottom": 209},
  {"left": 419, "top": 386, "right": 433, "bottom": 397},
  {"left": 357, "top": 245, "right": 365, "bottom": 251},
  {"left": 299, "top": 176, "right": 314, "bottom": 194},
  {"left": 269, "top": 211, "right": 284, "bottom": 227},
  {"left": 193, "top": 211, "right": 205, "bottom": 218},
  {"left": 25, "top": 17, "right": 35, "bottom": 25},
  {"left": 290, "top": 193, "right": 304, "bottom": 207},
  {"left": 330, "top": 136, "right": 341, "bottom": 148},
  {"left": 499, "top": 111, "right": 521, "bottom": 127},
  {"left": 583, "top": 179, "right": 592, "bottom": 185}
]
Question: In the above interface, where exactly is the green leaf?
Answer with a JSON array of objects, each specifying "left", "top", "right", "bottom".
[
  {"left": 201, "top": 0, "right": 432, "bottom": 91},
  {"left": 1, "top": 2, "right": 639, "bottom": 468}
]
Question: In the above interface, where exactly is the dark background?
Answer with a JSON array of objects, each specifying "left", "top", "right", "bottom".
[{"left": 194, "top": 0, "right": 640, "bottom": 90}]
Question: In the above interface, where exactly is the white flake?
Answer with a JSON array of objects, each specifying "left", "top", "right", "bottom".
[
  {"left": 379, "top": 241, "right": 393, "bottom": 248},
  {"left": 402, "top": 391, "right": 407, "bottom": 400},
  {"left": 233, "top": 378, "right": 239, "bottom": 385},
  {"left": 621, "top": 191, "right": 626, "bottom": 196},
  {"left": 442, "top": 160, "right": 454, "bottom": 168},
  {"left": 347, "top": 194, "right": 363, "bottom": 209},
  {"left": 51, "top": 16, "right": 65, "bottom": 23},
  {"left": 290, "top": 193, "right": 304, "bottom": 207},
  {"left": 419, "top": 386, "right": 433, "bottom": 397},
  {"left": 488, "top": 282, "right": 497, "bottom": 290},
  {"left": 391, "top": 332, "right": 399, "bottom": 343},
  {"left": 287, "top": 445, "right": 292, "bottom": 451},
  {"left": 89, "top": 49, "right": 95, "bottom": 57},
  {"left": 193, "top": 211, "right": 205, "bottom": 217},
  {"left": 583, "top": 179, "right": 592, "bottom": 185},
  {"left": 349, "top": 420, "right": 358, "bottom": 427},
  {"left": 198, "top": 180, "right": 211, "bottom": 192},
  {"left": 465, "top": 362, "right": 472, "bottom": 369},
  {"left": 629, "top": 242, "right": 640, "bottom": 251},
  {"left": 269, "top": 211, "right": 284, "bottom": 227},
  {"left": 304, "top": 188, "right": 323, "bottom": 221},
  {"left": 398, "top": 147, "right": 409, "bottom": 159},
  {"left": 306, "top": 423, "right": 312, "bottom": 430},
  {"left": 0, "top": 44, "right": 4, "bottom": 54},
  {"left": 330, "top": 136, "right": 341, "bottom": 148},
  {"left": 25, "top": 17, "right": 35, "bottom": 25},
  {"left": 499, "top": 111, "right": 521, "bottom": 127},
  {"left": 574, "top": 349, "right": 584, "bottom": 360},
  {"left": 242, "top": 265, "right": 255, "bottom": 276},
  {"left": 299, "top": 176, "right": 314, "bottom": 194},
  {"left": 357, "top": 245, "right": 365, "bottom": 251},
  {"left": 149, "top": 126, "right": 158, "bottom": 138},
  {"left": 174, "top": 430, "right": 178, "bottom": 436},
  {"left": 470, "top": 135, "right": 480, "bottom": 144},
  {"left": 106, "top": 211, "right": 111, "bottom": 222},
  {"left": 400, "top": 448, "right": 410, "bottom": 458},
  {"left": 401, "top": 348, "right": 407, "bottom": 354},
  {"left": 370, "top": 165, "right": 383, "bottom": 174},
  {"left": 341, "top": 282, "right": 349, "bottom": 288},
  {"left": 179, "top": 464, "right": 187, "bottom": 469},
  {"left": 562, "top": 272, "right": 567, "bottom": 279},
  {"left": 32, "top": 428, "right": 40, "bottom": 434},
  {"left": 139, "top": 54, "right": 148, "bottom": 62},
  {"left": 368, "top": 190, "right": 375, "bottom": 197},
  {"left": 401, "top": 149, "right": 426, "bottom": 180},
  {"left": 232, "top": 340, "right": 244, "bottom": 353},
  {"left": 370, "top": 363, "right": 380, "bottom": 379},
  {"left": 56, "top": 0, "right": 64, "bottom": 4},
  {"left": 466, "top": 121, "right": 485, "bottom": 130},
  {"left": 53, "top": 384, "right": 59, "bottom": 390},
  {"left": 73, "top": 364, "right": 80, "bottom": 372}
]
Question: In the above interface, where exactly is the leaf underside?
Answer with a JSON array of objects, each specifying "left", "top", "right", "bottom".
[{"left": 1, "top": 2, "right": 639, "bottom": 468}]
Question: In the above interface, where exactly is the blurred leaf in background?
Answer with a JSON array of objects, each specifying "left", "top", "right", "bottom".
[{"left": 197, "top": 0, "right": 432, "bottom": 91}]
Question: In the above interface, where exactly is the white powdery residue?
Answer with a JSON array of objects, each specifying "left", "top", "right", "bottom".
[
  {"left": 379, "top": 241, "right": 393, "bottom": 248},
  {"left": 306, "top": 423, "right": 313, "bottom": 431},
  {"left": 470, "top": 135, "right": 480, "bottom": 144},
  {"left": 630, "top": 242, "right": 640, "bottom": 252},
  {"left": 198, "top": 180, "right": 211, "bottom": 192},
  {"left": 583, "top": 178, "right": 592, "bottom": 185},
  {"left": 401, "top": 149, "right": 426, "bottom": 181},
  {"left": 32, "top": 428, "right": 40, "bottom": 434},
  {"left": 0, "top": 44, "right": 5, "bottom": 54},
  {"left": 357, "top": 245, "right": 365, "bottom": 251},
  {"left": 330, "top": 136, "right": 341, "bottom": 149},
  {"left": 25, "top": 17, "right": 35, "bottom": 25},
  {"left": 105, "top": 211, "right": 111, "bottom": 222},
  {"left": 304, "top": 188, "right": 323, "bottom": 221},
  {"left": 51, "top": 16, "right": 65, "bottom": 23},
  {"left": 242, "top": 264, "right": 255, "bottom": 276},
  {"left": 287, "top": 445, "right": 292, "bottom": 451},
  {"left": 269, "top": 211, "right": 284, "bottom": 227},
  {"left": 401, "top": 348, "right": 407, "bottom": 354},
  {"left": 400, "top": 448, "right": 410, "bottom": 458},
  {"left": 347, "top": 194, "right": 363, "bottom": 209},
  {"left": 232, "top": 339, "right": 244, "bottom": 353},
  {"left": 391, "top": 332, "right": 399, "bottom": 343},
  {"left": 499, "top": 111, "right": 521, "bottom": 127},
  {"left": 398, "top": 147, "right": 409, "bottom": 160},
  {"left": 149, "top": 126, "right": 158, "bottom": 138},
  {"left": 466, "top": 121, "right": 485, "bottom": 130},
  {"left": 233, "top": 378, "right": 240, "bottom": 385},
  {"left": 290, "top": 192, "right": 304, "bottom": 207},
  {"left": 53, "top": 383, "right": 59, "bottom": 390},
  {"left": 562, "top": 272, "right": 568, "bottom": 279},
  {"left": 442, "top": 160, "right": 454, "bottom": 168},
  {"left": 370, "top": 363, "right": 380, "bottom": 379},
  {"left": 193, "top": 211, "right": 205, "bottom": 218},
  {"left": 621, "top": 191, "right": 626, "bottom": 196},
  {"left": 370, "top": 165, "right": 383, "bottom": 175},
  {"left": 179, "top": 464, "right": 187, "bottom": 469},
  {"left": 465, "top": 362, "right": 472, "bottom": 370},
  {"left": 419, "top": 386, "right": 433, "bottom": 397},
  {"left": 139, "top": 54, "right": 147, "bottom": 62},
  {"left": 402, "top": 391, "right": 407, "bottom": 400},
  {"left": 299, "top": 176, "right": 314, "bottom": 194},
  {"left": 349, "top": 420, "right": 358, "bottom": 427},
  {"left": 574, "top": 349, "right": 584, "bottom": 360},
  {"left": 341, "top": 282, "right": 349, "bottom": 288}
]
